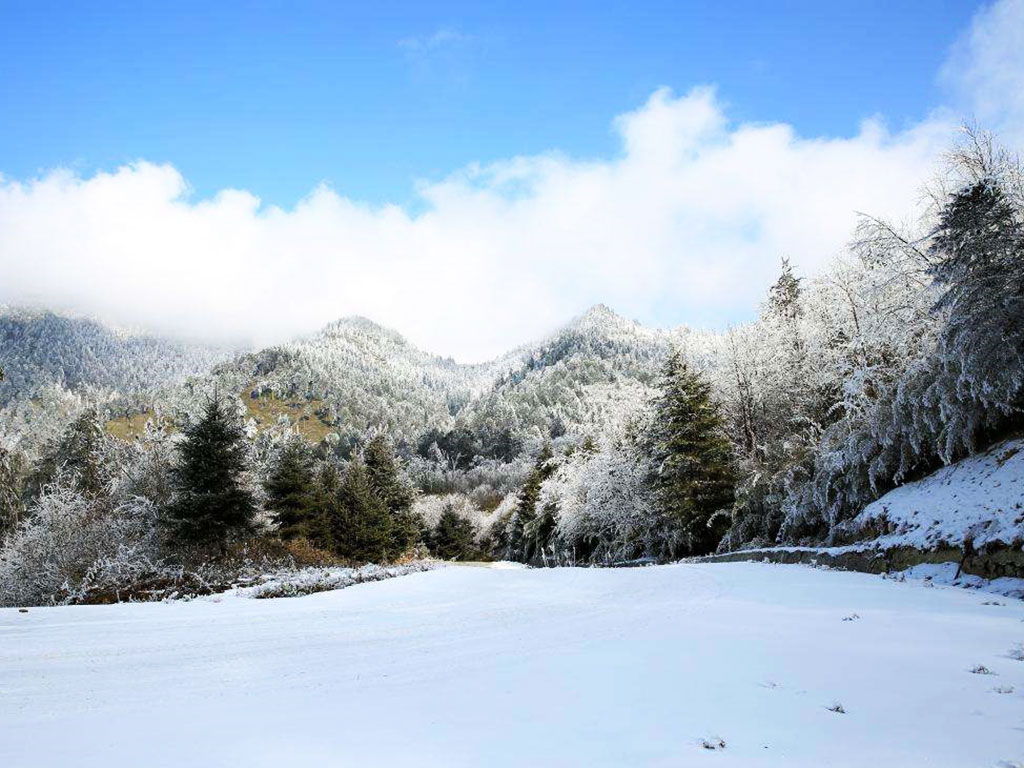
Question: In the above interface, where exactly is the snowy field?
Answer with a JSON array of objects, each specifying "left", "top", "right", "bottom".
[{"left": 2, "top": 563, "right": 1023, "bottom": 768}]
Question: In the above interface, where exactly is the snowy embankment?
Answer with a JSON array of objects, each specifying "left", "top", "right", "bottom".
[
  {"left": 850, "top": 437, "right": 1024, "bottom": 550},
  {"left": 2, "top": 563, "right": 1023, "bottom": 767},
  {"left": 711, "top": 438, "right": 1024, "bottom": 588}
]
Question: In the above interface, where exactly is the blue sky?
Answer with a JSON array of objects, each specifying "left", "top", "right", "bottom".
[
  {"left": 1, "top": 0, "right": 1020, "bottom": 360},
  {"left": 0, "top": 0, "right": 984, "bottom": 207}
]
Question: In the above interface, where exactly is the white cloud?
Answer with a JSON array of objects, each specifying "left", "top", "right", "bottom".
[
  {"left": 941, "top": 0, "right": 1024, "bottom": 145},
  {"left": 0, "top": 1, "right": 1021, "bottom": 362}
]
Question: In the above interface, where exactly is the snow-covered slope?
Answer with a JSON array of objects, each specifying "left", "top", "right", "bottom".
[
  {"left": 849, "top": 437, "right": 1024, "bottom": 549},
  {"left": 2, "top": 563, "right": 1022, "bottom": 767},
  {"left": 0, "top": 308, "right": 234, "bottom": 405},
  {"left": 1, "top": 303, "right": 673, "bottom": 445},
  {"left": 185, "top": 304, "right": 674, "bottom": 443}
]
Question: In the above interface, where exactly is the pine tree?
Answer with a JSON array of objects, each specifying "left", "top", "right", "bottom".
[
  {"left": 432, "top": 505, "right": 477, "bottom": 560},
  {"left": 307, "top": 460, "right": 341, "bottom": 551},
  {"left": 506, "top": 443, "right": 554, "bottom": 562},
  {"left": 363, "top": 434, "right": 418, "bottom": 558},
  {"left": 28, "top": 409, "right": 105, "bottom": 499},
  {"left": 766, "top": 257, "right": 802, "bottom": 322},
  {"left": 164, "top": 396, "right": 255, "bottom": 552},
  {"left": 929, "top": 179, "right": 1024, "bottom": 412},
  {"left": 264, "top": 438, "right": 317, "bottom": 541},
  {"left": 0, "top": 445, "right": 25, "bottom": 538},
  {"left": 649, "top": 352, "right": 734, "bottom": 556},
  {"left": 334, "top": 457, "right": 392, "bottom": 563}
]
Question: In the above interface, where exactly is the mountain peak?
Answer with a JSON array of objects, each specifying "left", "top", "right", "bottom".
[
  {"left": 566, "top": 304, "right": 635, "bottom": 333},
  {"left": 318, "top": 315, "right": 408, "bottom": 344}
]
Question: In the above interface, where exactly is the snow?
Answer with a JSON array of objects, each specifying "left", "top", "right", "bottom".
[
  {"left": 2, "top": 562, "right": 1023, "bottom": 767},
  {"left": 892, "top": 562, "right": 1024, "bottom": 599},
  {"left": 853, "top": 438, "right": 1024, "bottom": 549}
]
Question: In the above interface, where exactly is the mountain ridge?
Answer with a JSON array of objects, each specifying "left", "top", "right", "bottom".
[{"left": 0, "top": 303, "right": 678, "bottom": 448}]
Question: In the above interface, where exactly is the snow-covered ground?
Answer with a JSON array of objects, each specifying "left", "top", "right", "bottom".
[
  {"left": 852, "top": 437, "right": 1024, "bottom": 549},
  {"left": 2, "top": 563, "right": 1023, "bottom": 767}
]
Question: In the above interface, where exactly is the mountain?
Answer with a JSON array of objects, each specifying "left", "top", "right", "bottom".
[
  {"left": 0, "top": 304, "right": 681, "bottom": 449},
  {"left": 0, "top": 308, "right": 235, "bottom": 407},
  {"left": 458, "top": 304, "right": 672, "bottom": 440},
  {"left": 195, "top": 304, "right": 676, "bottom": 446}
]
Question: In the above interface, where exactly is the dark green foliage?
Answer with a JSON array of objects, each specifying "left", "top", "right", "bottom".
[
  {"left": 28, "top": 409, "right": 105, "bottom": 499},
  {"left": 416, "top": 425, "right": 521, "bottom": 468},
  {"left": 264, "top": 439, "right": 317, "bottom": 540},
  {"left": 306, "top": 460, "right": 341, "bottom": 551},
  {"left": 164, "top": 397, "right": 256, "bottom": 551},
  {"left": 929, "top": 179, "right": 1024, "bottom": 411},
  {"left": 364, "top": 434, "right": 419, "bottom": 557},
  {"left": 506, "top": 443, "right": 554, "bottom": 562},
  {"left": 432, "top": 505, "right": 477, "bottom": 560},
  {"left": 649, "top": 353, "right": 735, "bottom": 556},
  {"left": 333, "top": 457, "right": 392, "bottom": 563}
]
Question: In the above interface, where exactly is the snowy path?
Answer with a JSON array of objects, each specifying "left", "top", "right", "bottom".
[{"left": 1, "top": 563, "right": 1022, "bottom": 767}]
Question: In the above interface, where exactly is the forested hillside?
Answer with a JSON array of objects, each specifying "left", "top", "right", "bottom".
[
  {"left": 0, "top": 309, "right": 233, "bottom": 407},
  {"left": 2, "top": 129, "right": 1023, "bottom": 605}
]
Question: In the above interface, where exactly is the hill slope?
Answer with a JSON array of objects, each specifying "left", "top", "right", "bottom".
[
  {"left": 187, "top": 304, "right": 675, "bottom": 445},
  {"left": 0, "top": 304, "right": 681, "bottom": 452},
  {"left": 0, "top": 308, "right": 233, "bottom": 406}
]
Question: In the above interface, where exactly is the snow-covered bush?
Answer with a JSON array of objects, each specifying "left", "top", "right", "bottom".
[
  {"left": 241, "top": 561, "right": 438, "bottom": 599},
  {"left": 541, "top": 431, "right": 662, "bottom": 564},
  {"left": 413, "top": 492, "right": 499, "bottom": 534},
  {"left": 0, "top": 476, "right": 160, "bottom": 607}
]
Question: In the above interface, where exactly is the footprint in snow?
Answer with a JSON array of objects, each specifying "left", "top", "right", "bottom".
[{"left": 698, "top": 737, "right": 726, "bottom": 751}]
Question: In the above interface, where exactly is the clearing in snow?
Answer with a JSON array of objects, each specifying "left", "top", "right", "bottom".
[{"left": 2, "top": 563, "right": 1023, "bottom": 767}]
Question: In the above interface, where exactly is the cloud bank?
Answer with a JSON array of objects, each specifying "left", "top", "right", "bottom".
[{"left": 0, "top": 0, "right": 1021, "bottom": 361}]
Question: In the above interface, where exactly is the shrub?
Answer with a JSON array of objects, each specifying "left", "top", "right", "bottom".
[{"left": 0, "top": 476, "right": 160, "bottom": 607}]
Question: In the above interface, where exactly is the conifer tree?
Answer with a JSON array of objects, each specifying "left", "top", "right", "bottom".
[
  {"left": 929, "top": 179, "right": 1024, "bottom": 411},
  {"left": 263, "top": 438, "right": 317, "bottom": 541},
  {"left": 649, "top": 352, "right": 734, "bottom": 556},
  {"left": 28, "top": 409, "right": 105, "bottom": 499},
  {"left": 334, "top": 456, "right": 392, "bottom": 563},
  {"left": 432, "top": 505, "right": 477, "bottom": 560},
  {"left": 307, "top": 460, "right": 341, "bottom": 551},
  {"left": 0, "top": 445, "right": 25, "bottom": 538},
  {"left": 164, "top": 396, "right": 255, "bottom": 553},
  {"left": 506, "top": 443, "right": 554, "bottom": 562},
  {"left": 767, "top": 257, "right": 803, "bottom": 322},
  {"left": 363, "top": 434, "right": 418, "bottom": 558}
]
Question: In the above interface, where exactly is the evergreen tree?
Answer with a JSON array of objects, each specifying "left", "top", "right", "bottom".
[
  {"left": 264, "top": 438, "right": 317, "bottom": 541},
  {"left": 929, "top": 179, "right": 1024, "bottom": 412},
  {"left": 766, "top": 257, "right": 803, "bottom": 322},
  {"left": 28, "top": 409, "right": 105, "bottom": 499},
  {"left": 307, "top": 460, "right": 341, "bottom": 551},
  {"left": 432, "top": 505, "right": 477, "bottom": 560},
  {"left": 506, "top": 443, "right": 554, "bottom": 562},
  {"left": 649, "top": 352, "right": 734, "bottom": 556},
  {"left": 363, "top": 434, "right": 418, "bottom": 558},
  {"left": 0, "top": 445, "right": 25, "bottom": 538},
  {"left": 334, "top": 457, "right": 392, "bottom": 563},
  {"left": 164, "top": 397, "right": 255, "bottom": 552}
]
